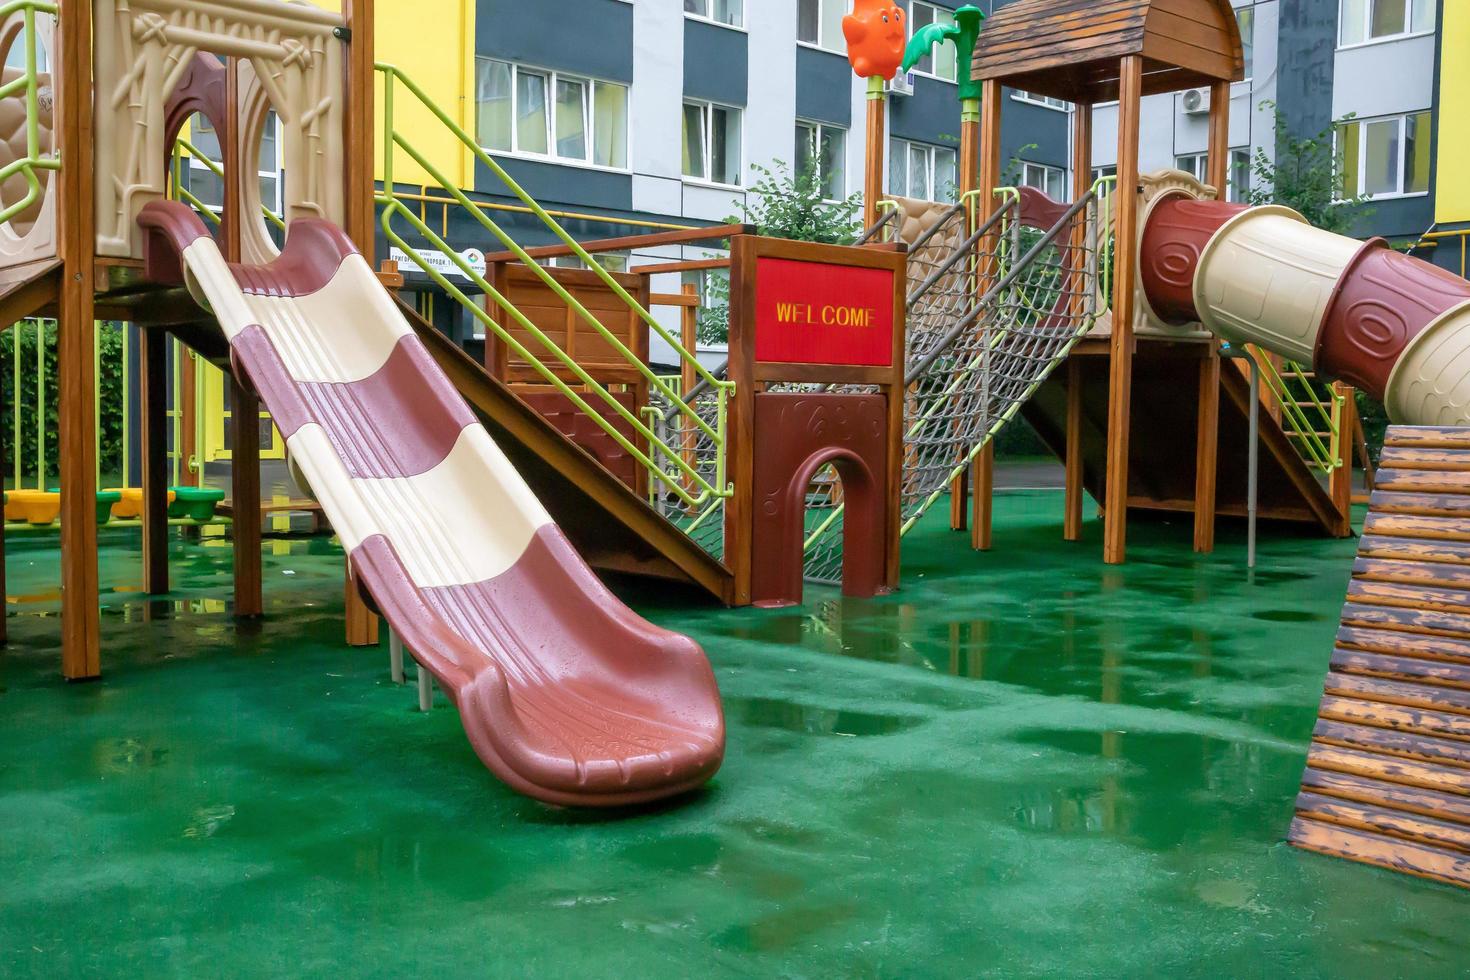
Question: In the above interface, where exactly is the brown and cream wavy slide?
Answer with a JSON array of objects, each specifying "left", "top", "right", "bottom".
[{"left": 137, "top": 201, "right": 725, "bottom": 808}]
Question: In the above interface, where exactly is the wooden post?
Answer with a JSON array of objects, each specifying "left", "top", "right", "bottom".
[
  {"left": 1331, "top": 382, "right": 1356, "bottom": 535},
  {"left": 1064, "top": 359, "right": 1085, "bottom": 541},
  {"left": 57, "top": 0, "right": 100, "bottom": 679},
  {"left": 141, "top": 329, "right": 170, "bottom": 593},
  {"left": 950, "top": 103, "right": 981, "bottom": 533},
  {"left": 231, "top": 377, "right": 264, "bottom": 617},
  {"left": 724, "top": 235, "right": 757, "bottom": 605},
  {"left": 1193, "top": 355, "right": 1220, "bottom": 552},
  {"left": 970, "top": 80, "right": 1003, "bottom": 552},
  {"left": 1063, "top": 103, "right": 1093, "bottom": 542},
  {"left": 863, "top": 77, "right": 886, "bottom": 231},
  {"left": 342, "top": 0, "right": 381, "bottom": 643},
  {"left": 1102, "top": 56, "right": 1143, "bottom": 565}
]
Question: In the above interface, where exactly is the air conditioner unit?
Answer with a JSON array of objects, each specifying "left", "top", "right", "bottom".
[
  {"left": 1181, "top": 87, "right": 1211, "bottom": 115},
  {"left": 887, "top": 70, "right": 915, "bottom": 98}
]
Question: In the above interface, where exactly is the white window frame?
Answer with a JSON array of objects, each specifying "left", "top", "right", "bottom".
[
  {"left": 1012, "top": 90, "right": 1071, "bottom": 111},
  {"left": 683, "top": 99, "right": 744, "bottom": 188},
  {"left": 184, "top": 111, "right": 284, "bottom": 220},
  {"left": 796, "top": 119, "right": 848, "bottom": 202},
  {"left": 1020, "top": 160, "right": 1068, "bottom": 201},
  {"left": 796, "top": 0, "right": 852, "bottom": 54},
  {"left": 1236, "top": 4, "right": 1255, "bottom": 80},
  {"left": 474, "top": 58, "right": 631, "bottom": 173},
  {"left": 908, "top": 1, "right": 956, "bottom": 83},
  {"left": 1336, "top": 110, "right": 1432, "bottom": 201},
  {"left": 1174, "top": 148, "right": 1253, "bottom": 202},
  {"left": 684, "top": 0, "right": 744, "bottom": 31},
  {"left": 890, "top": 138, "right": 958, "bottom": 203},
  {"left": 1337, "top": 0, "right": 1437, "bottom": 49}
]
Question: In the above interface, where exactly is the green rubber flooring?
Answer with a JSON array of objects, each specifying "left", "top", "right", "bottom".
[{"left": 2, "top": 491, "right": 1466, "bottom": 977}]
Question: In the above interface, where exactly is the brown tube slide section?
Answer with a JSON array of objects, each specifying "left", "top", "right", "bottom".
[{"left": 1139, "top": 193, "right": 1470, "bottom": 414}]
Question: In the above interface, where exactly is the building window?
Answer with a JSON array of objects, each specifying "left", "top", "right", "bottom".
[
  {"left": 1174, "top": 149, "right": 1253, "bottom": 202},
  {"left": 1021, "top": 161, "right": 1067, "bottom": 201},
  {"left": 797, "top": 0, "right": 849, "bottom": 51},
  {"left": 1013, "top": 90, "right": 1071, "bottom": 111},
  {"left": 544, "top": 251, "right": 630, "bottom": 274},
  {"left": 889, "top": 138, "right": 957, "bottom": 202},
  {"left": 1340, "top": 0, "right": 1436, "bottom": 46},
  {"left": 795, "top": 120, "right": 848, "bottom": 201},
  {"left": 683, "top": 100, "right": 743, "bottom": 186},
  {"left": 685, "top": 0, "right": 742, "bottom": 28},
  {"left": 908, "top": 2, "right": 955, "bottom": 82},
  {"left": 475, "top": 58, "right": 628, "bottom": 169},
  {"left": 1236, "top": 5, "right": 1254, "bottom": 78},
  {"left": 1338, "top": 111, "right": 1432, "bottom": 198},
  {"left": 182, "top": 111, "right": 284, "bottom": 218},
  {"left": 1092, "top": 165, "right": 1118, "bottom": 183}
]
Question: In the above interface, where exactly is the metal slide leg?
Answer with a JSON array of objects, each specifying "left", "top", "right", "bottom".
[
  {"left": 417, "top": 657, "right": 433, "bottom": 712},
  {"left": 389, "top": 628, "right": 404, "bottom": 684}
]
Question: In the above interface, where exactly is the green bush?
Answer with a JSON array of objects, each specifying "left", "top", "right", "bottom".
[{"left": 0, "top": 321, "right": 129, "bottom": 484}]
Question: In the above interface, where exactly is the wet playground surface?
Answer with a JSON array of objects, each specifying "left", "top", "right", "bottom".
[{"left": 1, "top": 489, "right": 1467, "bottom": 976}]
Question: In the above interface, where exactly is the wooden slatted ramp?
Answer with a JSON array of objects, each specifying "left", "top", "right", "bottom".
[{"left": 1289, "top": 425, "right": 1470, "bottom": 887}]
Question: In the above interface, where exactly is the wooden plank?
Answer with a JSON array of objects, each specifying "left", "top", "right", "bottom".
[
  {"left": 1353, "top": 556, "right": 1470, "bottom": 591},
  {"left": 1306, "top": 742, "right": 1470, "bottom": 794},
  {"left": 1325, "top": 670, "right": 1470, "bottom": 713},
  {"left": 1341, "top": 602, "right": 1470, "bottom": 640},
  {"left": 1367, "top": 490, "right": 1470, "bottom": 518},
  {"left": 1302, "top": 767, "right": 1470, "bottom": 824},
  {"left": 1297, "top": 792, "right": 1470, "bottom": 852},
  {"left": 1337, "top": 625, "right": 1470, "bottom": 661},
  {"left": 1289, "top": 818, "right": 1470, "bottom": 888},
  {"left": 1312, "top": 719, "right": 1470, "bottom": 767},
  {"left": 1318, "top": 696, "right": 1470, "bottom": 740},
  {"left": 344, "top": 0, "right": 376, "bottom": 263},
  {"left": 1363, "top": 512, "right": 1470, "bottom": 543},
  {"left": 1384, "top": 425, "right": 1470, "bottom": 450},
  {"left": 1347, "top": 579, "right": 1470, "bottom": 614},
  {"left": 57, "top": 0, "right": 100, "bottom": 680},
  {"left": 1375, "top": 467, "right": 1470, "bottom": 494},
  {"left": 1359, "top": 533, "right": 1470, "bottom": 565},
  {"left": 1378, "top": 444, "right": 1470, "bottom": 472},
  {"left": 1103, "top": 56, "right": 1143, "bottom": 566},
  {"left": 140, "top": 329, "right": 170, "bottom": 594},
  {"left": 1331, "top": 649, "right": 1470, "bottom": 689}
]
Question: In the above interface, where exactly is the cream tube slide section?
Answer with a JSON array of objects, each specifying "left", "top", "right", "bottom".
[{"left": 136, "top": 201, "right": 725, "bottom": 807}]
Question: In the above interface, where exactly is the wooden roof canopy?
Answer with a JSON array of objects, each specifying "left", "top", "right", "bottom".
[{"left": 972, "top": 0, "right": 1244, "bottom": 104}]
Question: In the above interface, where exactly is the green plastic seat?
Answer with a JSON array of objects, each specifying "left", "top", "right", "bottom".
[{"left": 170, "top": 486, "right": 226, "bottom": 522}]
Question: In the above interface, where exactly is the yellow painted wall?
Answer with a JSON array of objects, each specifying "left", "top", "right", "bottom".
[
  {"left": 307, "top": 0, "right": 476, "bottom": 187},
  {"left": 1437, "top": 0, "right": 1470, "bottom": 224}
]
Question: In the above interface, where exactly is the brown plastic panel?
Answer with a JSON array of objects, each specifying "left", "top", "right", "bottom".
[
  {"left": 1138, "top": 194, "right": 1246, "bottom": 324},
  {"left": 1316, "top": 244, "right": 1470, "bottom": 399},
  {"left": 750, "top": 393, "right": 890, "bottom": 607},
  {"left": 1015, "top": 185, "right": 1073, "bottom": 232}
]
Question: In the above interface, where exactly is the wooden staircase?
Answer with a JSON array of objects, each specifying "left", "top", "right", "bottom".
[
  {"left": 1289, "top": 425, "right": 1470, "bottom": 888},
  {"left": 400, "top": 299, "right": 735, "bottom": 604},
  {"left": 1021, "top": 337, "right": 1350, "bottom": 536}
]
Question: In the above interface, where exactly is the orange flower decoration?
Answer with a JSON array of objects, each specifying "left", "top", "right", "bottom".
[{"left": 843, "top": 0, "right": 906, "bottom": 80}]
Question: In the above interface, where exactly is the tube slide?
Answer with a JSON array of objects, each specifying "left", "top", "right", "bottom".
[
  {"left": 136, "top": 201, "right": 724, "bottom": 808},
  {"left": 1138, "top": 194, "right": 1470, "bottom": 425}
]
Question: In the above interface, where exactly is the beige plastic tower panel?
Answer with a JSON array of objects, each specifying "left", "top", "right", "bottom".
[
  {"left": 1191, "top": 205, "right": 1361, "bottom": 363},
  {"left": 0, "top": 8, "right": 55, "bottom": 267},
  {"left": 1385, "top": 301, "right": 1470, "bottom": 425},
  {"left": 92, "top": 0, "right": 345, "bottom": 260},
  {"left": 1131, "top": 170, "right": 1214, "bottom": 340}
]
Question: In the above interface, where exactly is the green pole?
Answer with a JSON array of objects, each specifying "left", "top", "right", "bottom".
[
  {"left": 121, "top": 325, "right": 129, "bottom": 490},
  {"left": 35, "top": 319, "right": 43, "bottom": 490},
  {"left": 94, "top": 321, "right": 101, "bottom": 489},
  {"left": 12, "top": 325, "right": 19, "bottom": 490}
]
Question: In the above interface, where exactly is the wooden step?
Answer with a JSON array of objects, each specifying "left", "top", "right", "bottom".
[{"left": 1290, "top": 425, "right": 1470, "bottom": 888}]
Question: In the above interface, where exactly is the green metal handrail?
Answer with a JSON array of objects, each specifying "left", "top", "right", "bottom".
[
  {"left": 1253, "top": 352, "right": 1343, "bottom": 475},
  {"left": 0, "top": 0, "right": 58, "bottom": 227},
  {"left": 375, "top": 62, "right": 732, "bottom": 509}
]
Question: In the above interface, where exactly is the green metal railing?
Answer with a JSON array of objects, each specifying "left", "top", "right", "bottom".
[
  {"left": 375, "top": 63, "right": 732, "bottom": 510},
  {"left": 0, "top": 0, "right": 57, "bottom": 227},
  {"left": 1254, "top": 353, "right": 1344, "bottom": 475}
]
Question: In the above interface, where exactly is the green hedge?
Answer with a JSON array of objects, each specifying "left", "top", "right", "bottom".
[{"left": 0, "top": 322, "right": 130, "bottom": 483}]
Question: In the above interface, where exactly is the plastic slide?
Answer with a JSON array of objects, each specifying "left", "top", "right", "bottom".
[
  {"left": 1136, "top": 192, "right": 1470, "bottom": 425},
  {"left": 136, "top": 201, "right": 725, "bottom": 807}
]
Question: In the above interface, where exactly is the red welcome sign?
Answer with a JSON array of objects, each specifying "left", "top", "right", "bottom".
[{"left": 752, "top": 256, "right": 896, "bottom": 367}]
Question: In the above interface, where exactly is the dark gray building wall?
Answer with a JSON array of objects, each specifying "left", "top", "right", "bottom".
[
  {"left": 1000, "top": 93, "right": 1070, "bottom": 173},
  {"left": 474, "top": 157, "right": 632, "bottom": 213},
  {"left": 684, "top": 20, "right": 748, "bottom": 106},
  {"left": 795, "top": 47, "right": 851, "bottom": 126},
  {"left": 1274, "top": 0, "right": 1336, "bottom": 143},
  {"left": 477, "top": 0, "right": 634, "bottom": 82},
  {"left": 889, "top": 75, "right": 960, "bottom": 145}
]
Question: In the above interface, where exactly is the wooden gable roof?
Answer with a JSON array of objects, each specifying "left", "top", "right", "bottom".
[{"left": 972, "top": 0, "right": 1244, "bottom": 104}]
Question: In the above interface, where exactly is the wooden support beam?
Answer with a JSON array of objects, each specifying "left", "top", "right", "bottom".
[
  {"left": 231, "top": 377, "right": 264, "bottom": 618},
  {"left": 344, "top": 0, "right": 377, "bottom": 263},
  {"left": 1193, "top": 353, "right": 1220, "bottom": 553},
  {"left": 140, "top": 330, "right": 170, "bottom": 593},
  {"left": 1103, "top": 56, "right": 1143, "bottom": 565},
  {"left": 1205, "top": 80, "right": 1232, "bottom": 196},
  {"left": 1064, "top": 358, "right": 1085, "bottom": 541},
  {"left": 969, "top": 81, "right": 1004, "bottom": 550},
  {"left": 57, "top": 0, "right": 100, "bottom": 680},
  {"left": 951, "top": 110, "right": 981, "bottom": 533},
  {"left": 1331, "top": 382, "right": 1357, "bottom": 536},
  {"left": 345, "top": 559, "right": 379, "bottom": 646},
  {"left": 863, "top": 84, "right": 886, "bottom": 231}
]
